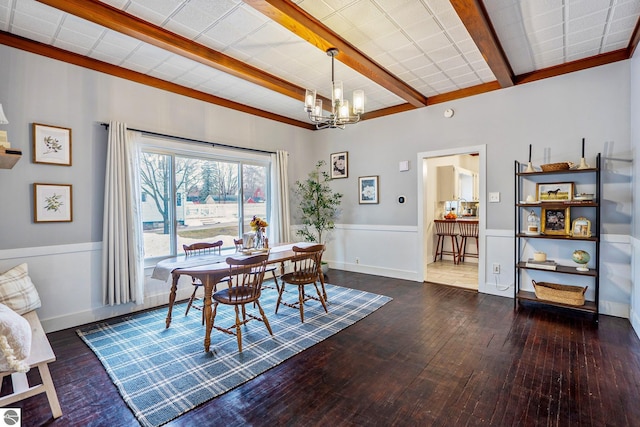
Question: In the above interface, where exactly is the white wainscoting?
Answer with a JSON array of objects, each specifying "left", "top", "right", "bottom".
[
  {"left": 322, "top": 224, "right": 419, "bottom": 281},
  {"left": 630, "top": 236, "right": 640, "bottom": 336}
]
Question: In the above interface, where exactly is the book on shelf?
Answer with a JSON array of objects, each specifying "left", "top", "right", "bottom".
[{"left": 525, "top": 259, "right": 557, "bottom": 270}]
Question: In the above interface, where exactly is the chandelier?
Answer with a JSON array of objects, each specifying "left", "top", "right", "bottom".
[{"left": 304, "top": 48, "right": 364, "bottom": 130}]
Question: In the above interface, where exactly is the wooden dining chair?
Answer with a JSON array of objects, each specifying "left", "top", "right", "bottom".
[
  {"left": 275, "top": 244, "right": 327, "bottom": 323},
  {"left": 183, "top": 240, "right": 224, "bottom": 324},
  {"left": 211, "top": 253, "right": 273, "bottom": 352},
  {"left": 234, "top": 238, "right": 280, "bottom": 292}
]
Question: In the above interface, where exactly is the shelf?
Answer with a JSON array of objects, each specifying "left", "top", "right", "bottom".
[
  {"left": 0, "top": 149, "right": 22, "bottom": 169},
  {"left": 517, "top": 201, "right": 598, "bottom": 208},
  {"left": 516, "top": 290, "right": 597, "bottom": 314},
  {"left": 516, "top": 262, "right": 597, "bottom": 276},
  {"left": 515, "top": 233, "right": 598, "bottom": 242},
  {"left": 514, "top": 154, "right": 600, "bottom": 322},
  {"left": 516, "top": 167, "right": 598, "bottom": 176}
]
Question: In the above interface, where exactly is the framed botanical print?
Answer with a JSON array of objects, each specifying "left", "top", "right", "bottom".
[
  {"left": 540, "top": 207, "right": 569, "bottom": 236},
  {"left": 34, "top": 183, "right": 73, "bottom": 223},
  {"left": 33, "top": 123, "right": 72, "bottom": 166},
  {"left": 358, "top": 175, "right": 379, "bottom": 204},
  {"left": 330, "top": 151, "right": 348, "bottom": 179}
]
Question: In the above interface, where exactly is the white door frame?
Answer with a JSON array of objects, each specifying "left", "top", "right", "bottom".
[{"left": 416, "top": 145, "right": 487, "bottom": 285}]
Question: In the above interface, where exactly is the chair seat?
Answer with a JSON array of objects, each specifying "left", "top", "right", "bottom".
[
  {"left": 280, "top": 271, "right": 317, "bottom": 285},
  {"left": 213, "top": 286, "right": 257, "bottom": 305}
]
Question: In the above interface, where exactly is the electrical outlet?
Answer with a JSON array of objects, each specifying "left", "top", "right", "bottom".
[
  {"left": 492, "top": 263, "right": 500, "bottom": 274},
  {"left": 356, "top": 257, "right": 360, "bottom": 264}
]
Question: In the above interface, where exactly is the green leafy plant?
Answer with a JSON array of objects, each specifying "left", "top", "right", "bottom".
[{"left": 294, "top": 160, "right": 343, "bottom": 243}]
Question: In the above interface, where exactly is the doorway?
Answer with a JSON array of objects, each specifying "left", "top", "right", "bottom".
[{"left": 416, "top": 145, "right": 486, "bottom": 291}]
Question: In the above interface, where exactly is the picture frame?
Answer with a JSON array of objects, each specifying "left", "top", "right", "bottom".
[
  {"left": 570, "top": 217, "right": 592, "bottom": 238},
  {"left": 32, "top": 123, "right": 72, "bottom": 166},
  {"left": 330, "top": 151, "right": 348, "bottom": 179},
  {"left": 34, "top": 183, "right": 73, "bottom": 223},
  {"left": 536, "top": 182, "right": 573, "bottom": 202},
  {"left": 540, "top": 207, "right": 570, "bottom": 235},
  {"left": 358, "top": 175, "right": 379, "bottom": 204}
]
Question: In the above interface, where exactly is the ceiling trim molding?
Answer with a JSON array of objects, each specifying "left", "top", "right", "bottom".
[
  {"left": 35, "top": 0, "right": 334, "bottom": 109},
  {"left": 627, "top": 17, "right": 640, "bottom": 58},
  {"left": 242, "top": 0, "right": 429, "bottom": 108},
  {"left": 515, "top": 49, "right": 628, "bottom": 85},
  {"left": 427, "top": 81, "right": 502, "bottom": 105},
  {"left": 450, "top": 0, "right": 514, "bottom": 88},
  {"left": 362, "top": 104, "right": 417, "bottom": 120},
  {"left": 0, "top": 31, "right": 314, "bottom": 130}
]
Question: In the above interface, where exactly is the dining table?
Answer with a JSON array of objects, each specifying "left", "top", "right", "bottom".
[{"left": 155, "top": 242, "right": 322, "bottom": 352}]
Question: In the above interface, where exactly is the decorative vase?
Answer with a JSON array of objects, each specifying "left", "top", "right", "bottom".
[
  {"left": 255, "top": 229, "right": 264, "bottom": 249},
  {"left": 572, "top": 249, "right": 590, "bottom": 271}
]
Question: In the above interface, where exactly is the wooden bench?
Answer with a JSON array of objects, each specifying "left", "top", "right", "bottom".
[{"left": 0, "top": 310, "right": 62, "bottom": 418}]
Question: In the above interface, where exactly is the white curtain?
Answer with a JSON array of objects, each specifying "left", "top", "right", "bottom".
[
  {"left": 101, "top": 122, "right": 144, "bottom": 305},
  {"left": 270, "top": 150, "right": 291, "bottom": 244}
]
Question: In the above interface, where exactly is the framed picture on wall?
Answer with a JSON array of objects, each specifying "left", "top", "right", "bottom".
[
  {"left": 330, "top": 151, "right": 348, "bottom": 179},
  {"left": 32, "top": 123, "right": 72, "bottom": 166},
  {"left": 358, "top": 175, "right": 379, "bottom": 204},
  {"left": 34, "top": 183, "right": 73, "bottom": 223}
]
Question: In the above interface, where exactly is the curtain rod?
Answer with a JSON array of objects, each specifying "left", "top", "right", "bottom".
[{"left": 100, "top": 123, "right": 276, "bottom": 155}]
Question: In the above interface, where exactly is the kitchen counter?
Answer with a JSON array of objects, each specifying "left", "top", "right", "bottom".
[{"left": 441, "top": 217, "right": 478, "bottom": 221}]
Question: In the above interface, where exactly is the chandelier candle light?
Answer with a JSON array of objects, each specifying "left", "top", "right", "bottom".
[{"left": 304, "top": 48, "right": 364, "bottom": 130}]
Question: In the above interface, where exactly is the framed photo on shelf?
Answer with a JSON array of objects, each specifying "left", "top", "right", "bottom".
[
  {"left": 358, "top": 175, "right": 379, "bottom": 204},
  {"left": 541, "top": 207, "right": 570, "bottom": 235},
  {"left": 330, "top": 151, "right": 348, "bottom": 179},
  {"left": 536, "top": 182, "right": 573, "bottom": 202},
  {"left": 570, "top": 217, "right": 591, "bottom": 238},
  {"left": 34, "top": 183, "right": 73, "bottom": 223},
  {"left": 32, "top": 123, "right": 72, "bottom": 166}
]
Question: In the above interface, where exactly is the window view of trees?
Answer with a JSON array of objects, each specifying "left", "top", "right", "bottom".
[{"left": 140, "top": 150, "right": 269, "bottom": 260}]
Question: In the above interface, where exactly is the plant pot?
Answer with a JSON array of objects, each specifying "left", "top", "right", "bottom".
[{"left": 321, "top": 262, "right": 329, "bottom": 275}]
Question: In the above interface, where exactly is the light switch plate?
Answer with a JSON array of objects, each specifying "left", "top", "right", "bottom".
[
  {"left": 399, "top": 160, "right": 409, "bottom": 172},
  {"left": 489, "top": 192, "right": 500, "bottom": 203}
]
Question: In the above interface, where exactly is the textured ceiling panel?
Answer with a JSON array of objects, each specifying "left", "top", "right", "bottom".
[{"left": 0, "top": 0, "right": 637, "bottom": 128}]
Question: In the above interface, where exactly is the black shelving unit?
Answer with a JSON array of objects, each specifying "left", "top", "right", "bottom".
[{"left": 514, "top": 153, "right": 601, "bottom": 321}]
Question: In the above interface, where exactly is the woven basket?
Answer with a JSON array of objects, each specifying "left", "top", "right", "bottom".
[
  {"left": 540, "top": 162, "right": 571, "bottom": 172},
  {"left": 532, "top": 280, "right": 587, "bottom": 306}
]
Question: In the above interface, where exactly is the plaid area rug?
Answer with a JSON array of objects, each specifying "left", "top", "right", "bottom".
[{"left": 77, "top": 283, "right": 392, "bottom": 427}]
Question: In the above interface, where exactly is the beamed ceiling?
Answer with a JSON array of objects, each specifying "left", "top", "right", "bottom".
[{"left": 1, "top": 0, "right": 639, "bottom": 130}]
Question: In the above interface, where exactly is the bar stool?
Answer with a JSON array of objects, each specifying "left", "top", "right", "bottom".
[
  {"left": 458, "top": 220, "right": 479, "bottom": 263},
  {"left": 433, "top": 219, "right": 460, "bottom": 264}
]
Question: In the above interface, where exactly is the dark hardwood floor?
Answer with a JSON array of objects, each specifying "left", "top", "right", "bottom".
[{"left": 6, "top": 270, "right": 640, "bottom": 426}]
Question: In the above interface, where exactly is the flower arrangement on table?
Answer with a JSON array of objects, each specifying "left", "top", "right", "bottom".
[{"left": 250, "top": 215, "right": 268, "bottom": 248}]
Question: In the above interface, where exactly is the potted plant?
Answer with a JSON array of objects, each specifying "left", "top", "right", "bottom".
[{"left": 294, "top": 160, "right": 343, "bottom": 274}]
